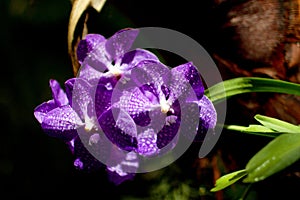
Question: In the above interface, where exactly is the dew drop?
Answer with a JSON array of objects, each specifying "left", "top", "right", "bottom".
[
  {"left": 89, "top": 133, "right": 100, "bottom": 145},
  {"left": 105, "top": 82, "right": 112, "bottom": 90}
]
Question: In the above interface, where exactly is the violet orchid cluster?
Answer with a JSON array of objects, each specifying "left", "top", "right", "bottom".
[{"left": 34, "top": 29, "right": 217, "bottom": 185}]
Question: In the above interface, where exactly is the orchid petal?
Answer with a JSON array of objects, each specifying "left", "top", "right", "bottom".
[
  {"left": 180, "top": 102, "right": 201, "bottom": 142},
  {"left": 196, "top": 95, "right": 217, "bottom": 139},
  {"left": 73, "top": 135, "right": 103, "bottom": 172},
  {"left": 64, "top": 78, "right": 75, "bottom": 105},
  {"left": 105, "top": 29, "right": 139, "bottom": 61},
  {"left": 98, "top": 108, "right": 138, "bottom": 151},
  {"left": 106, "top": 149, "right": 138, "bottom": 185},
  {"left": 137, "top": 129, "right": 159, "bottom": 156},
  {"left": 41, "top": 105, "right": 82, "bottom": 141},
  {"left": 95, "top": 84, "right": 113, "bottom": 118},
  {"left": 120, "top": 49, "right": 159, "bottom": 71},
  {"left": 199, "top": 95, "right": 217, "bottom": 129},
  {"left": 156, "top": 115, "right": 180, "bottom": 149},
  {"left": 169, "top": 62, "right": 204, "bottom": 103},
  {"left": 131, "top": 60, "right": 171, "bottom": 103},
  {"left": 77, "top": 63, "right": 104, "bottom": 85},
  {"left": 117, "top": 87, "right": 153, "bottom": 126},
  {"left": 71, "top": 78, "right": 94, "bottom": 119},
  {"left": 77, "top": 34, "right": 106, "bottom": 64},
  {"left": 131, "top": 60, "right": 170, "bottom": 88},
  {"left": 34, "top": 100, "right": 56, "bottom": 123},
  {"left": 49, "top": 79, "right": 68, "bottom": 106},
  {"left": 81, "top": 34, "right": 111, "bottom": 73},
  {"left": 106, "top": 169, "right": 135, "bottom": 185}
]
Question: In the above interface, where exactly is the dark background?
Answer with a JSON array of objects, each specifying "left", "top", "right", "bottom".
[{"left": 1, "top": 0, "right": 300, "bottom": 199}]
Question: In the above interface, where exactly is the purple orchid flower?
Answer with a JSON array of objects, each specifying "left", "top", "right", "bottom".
[
  {"left": 34, "top": 78, "right": 138, "bottom": 184},
  {"left": 34, "top": 29, "right": 161, "bottom": 184},
  {"left": 34, "top": 79, "right": 80, "bottom": 141},
  {"left": 34, "top": 28, "right": 217, "bottom": 185},
  {"left": 76, "top": 29, "right": 159, "bottom": 86},
  {"left": 97, "top": 59, "right": 217, "bottom": 157}
]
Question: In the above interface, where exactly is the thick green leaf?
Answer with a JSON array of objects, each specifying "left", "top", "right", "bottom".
[
  {"left": 205, "top": 77, "right": 300, "bottom": 104},
  {"left": 225, "top": 124, "right": 280, "bottom": 138},
  {"left": 243, "top": 133, "right": 300, "bottom": 183},
  {"left": 254, "top": 114, "right": 300, "bottom": 134},
  {"left": 210, "top": 169, "right": 248, "bottom": 192}
]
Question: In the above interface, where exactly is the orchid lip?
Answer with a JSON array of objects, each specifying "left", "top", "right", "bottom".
[
  {"left": 109, "top": 66, "right": 123, "bottom": 76},
  {"left": 84, "top": 115, "right": 98, "bottom": 132},
  {"left": 160, "top": 98, "right": 171, "bottom": 114}
]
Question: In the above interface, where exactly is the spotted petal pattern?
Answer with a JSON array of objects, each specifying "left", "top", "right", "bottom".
[
  {"left": 117, "top": 87, "right": 153, "bottom": 126},
  {"left": 77, "top": 34, "right": 106, "bottom": 64},
  {"left": 169, "top": 62, "right": 204, "bottom": 103},
  {"left": 50, "top": 79, "right": 69, "bottom": 106},
  {"left": 137, "top": 129, "right": 159, "bottom": 156},
  {"left": 41, "top": 105, "right": 83, "bottom": 141},
  {"left": 34, "top": 29, "right": 217, "bottom": 186},
  {"left": 98, "top": 108, "right": 138, "bottom": 151},
  {"left": 105, "top": 29, "right": 139, "bottom": 61},
  {"left": 34, "top": 100, "right": 57, "bottom": 123}
]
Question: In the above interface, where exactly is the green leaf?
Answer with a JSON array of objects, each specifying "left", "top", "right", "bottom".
[
  {"left": 243, "top": 133, "right": 300, "bottom": 183},
  {"left": 254, "top": 114, "right": 300, "bottom": 134},
  {"left": 225, "top": 124, "right": 281, "bottom": 138},
  {"left": 210, "top": 169, "right": 248, "bottom": 192},
  {"left": 205, "top": 77, "right": 300, "bottom": 104}
]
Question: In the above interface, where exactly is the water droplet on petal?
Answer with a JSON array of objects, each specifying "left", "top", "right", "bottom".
[
  {"left": 89, "top": 133, "right": 100, "bottom": 145},
  {"left": 105, "top": 82, "right": 113, "bottom": 90}
]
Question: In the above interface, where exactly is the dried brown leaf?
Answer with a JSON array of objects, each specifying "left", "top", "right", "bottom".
[{"left": 68, "top": 0, "right": 106, "bottom": 75}]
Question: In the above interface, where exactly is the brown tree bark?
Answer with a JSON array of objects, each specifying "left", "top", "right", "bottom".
[{"left": 211, "top": 0, "right": 300, "bottom": 125}]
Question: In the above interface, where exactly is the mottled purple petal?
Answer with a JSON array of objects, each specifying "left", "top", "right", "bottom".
[
  {"left": 131, "top": 60, "right": 171, "bottom": 106},
  {"left": 73, "top": 135, "right": 103, "bottom": 172},
  {"left": 98, "top": 108, "right": 137, "bottom": 151},
  {"left": 139, "top": 83, "right": 160, "bottom": 104},
  {"left": 95, "top": 84, "right": 113, "bottom": 118},
  {"left": 82, "top": 53, "right": 109, "bottom": 74},
  {"left": 70, "top": 78, "right": 94, "bottom": 119},
  {"left": 41, "top": 105, "right": 83, "bottom": 141},
  {"left": 34, "top": 100, "right": 56, "bottom": 123},
  {"left": 120, "top": 49, "right": 159, "bottom": 71},
  {"left": 77, "top": 34, "right": 106, "bottom": 64},
  {"left": 169, "top": 62, "right": 204, "bottom": 103},
  {"left": 120, "top": 151, "right": 139, "bottom": 173},
  {"left": 180, "top": 102, "right": 201, "bottom": 142},
  {"left": 79, "top": 34, "right": 112, "bottom": 73},
  {"left": 97, "top": 76, "right": 120, "bottom": 89},
  {"left": 64, "top": 78, "right": 75, "bottom": 105},
  {"left": 137, "top": 129, "right": 159, "bottom": 156},
  {"left": 117, "top": 87, "right": 153, "bottom": 126},
  {"left": 77, "top": 63, "right": 104, "bottom": 85},
  {"left": 199, "top": 95, "right": 217, "bottom": 129},
  {"left": 105, "top": 29, "right": 139, "bottom": 61},
  {"left": 49, "top": 79, "right": 68, "bottom": 106},
  {"left": 156, "top": 115, "right": 180, "bottom": 149},
  {"left": 146, "top": 109, "right": 169, "bottom": 134},
  {"left": 106, "top": 150, "right": 138, "bottom": 185},
  {"left": 154, "top": 99, "right": 181, "bottom": 149},
  {"left": 131, "top": 60, "right": 170, "bottom": 88}
]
